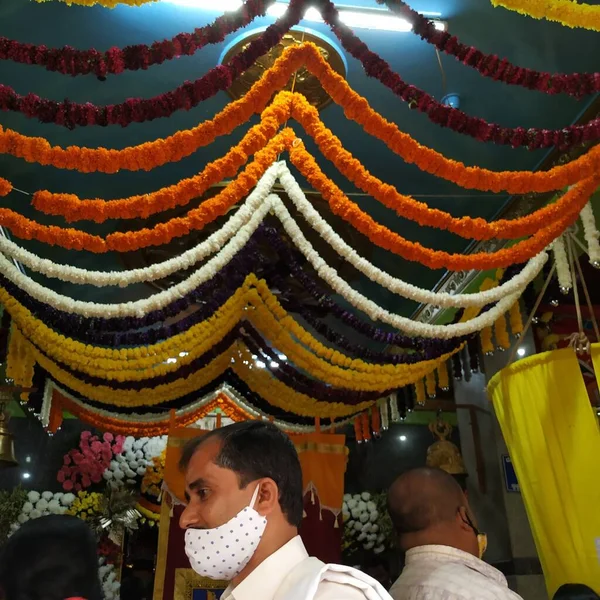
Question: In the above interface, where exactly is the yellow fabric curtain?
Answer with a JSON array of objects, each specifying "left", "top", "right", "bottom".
[{"left": 488, "top": 345, "right": 600, "bottom": 596}]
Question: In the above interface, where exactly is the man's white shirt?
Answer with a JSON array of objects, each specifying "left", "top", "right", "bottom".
[
  {"left": 221, "top": 536, "right": 389, "bottom": 600},
  {"left": 390, "top": 545, "right": 524, "bottom": 600}
]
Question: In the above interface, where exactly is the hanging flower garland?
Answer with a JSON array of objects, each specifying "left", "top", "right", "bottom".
[
  {"left": 3, "top": 43, "right": 600, "bottom": 190},
  {"left": 289, "top": 141, "right": 600, "bottom": 270},
  {"left": 379, "top": 0, "right": 600, "bottom": 96},
  {"left": 2, "top": 11, "right": 600, "bottom": 147},
  {"left": 3, "top": 0, "right": 271, "bottom": 75},
  {"left": 28, "top": 90, "right": 593, "bottom": 246},
  {"left": 0, "top": 7, "right": 303, "bottom": 128},
  {"left": 0, "top": 163, "right": 548, "bottom": 321},
  {"left": 580, "top": 202, "right": 600, "bottom": 266},
  {"left": 0, "top": 131, "right": 291, "bottom": 252},
  {"left": 490, "top": 0, "right": 600, "bottom": 32}
]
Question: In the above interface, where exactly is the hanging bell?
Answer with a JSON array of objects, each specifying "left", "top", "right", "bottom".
[{"left": 0, "top": 405, "right": 18, "bottom": 468}]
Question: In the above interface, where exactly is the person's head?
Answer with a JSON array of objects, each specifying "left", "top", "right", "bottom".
[
  {"left": 387, "top": 467, "right": 485, "bottom": 559},
  {"left": 0, "top": 514, "right": 102, "bottom": 600},
  {"left": 553, "top": 584, "right": 600, "bottom": 600},
  {"left": 179, "top": 420, "right": 303, "bottom": 537}
]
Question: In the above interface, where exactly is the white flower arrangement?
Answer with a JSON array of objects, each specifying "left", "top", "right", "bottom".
[
  {"left": 579, "top": 202, "right": 600, "bottom": 266},
  {"left": 98, "top": 558, "right": 120, "bottom": 600},
  {"left": 342, "top": 493, "right": 388, "bottom": 555},
  {"left": 103, "top": 435, "right": 167, "bottom": 489},
  {"left": 11, "top": 491, "right": 75, "bottom": 534},
  {"left": 552, "top": 235, "right": 572, "bottom": 293},
  {"left": 0, "top": 163, "right": 547, "bottom": 334}
]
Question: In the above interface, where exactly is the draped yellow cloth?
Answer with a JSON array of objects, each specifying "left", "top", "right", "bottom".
[{"left": 488, "top": 346, "right": 600, "bottom": 596}]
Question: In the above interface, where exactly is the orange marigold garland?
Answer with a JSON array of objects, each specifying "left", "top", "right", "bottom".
[
  {"left": 0, "top": 132, "right": 292, "bottom": 253},
  {"left": 0, "top": 177, "right": 11, "bottom": 197},
  {"left": 2, "top": 43, "right": 600, "bottom": 196}
]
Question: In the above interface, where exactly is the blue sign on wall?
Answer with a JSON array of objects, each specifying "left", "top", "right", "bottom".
[{"left": 502, "top": 454, "right": 520, "bottom": 493}]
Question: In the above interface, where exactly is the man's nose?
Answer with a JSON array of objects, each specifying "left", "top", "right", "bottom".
[{"left": 179, "top": 504, "right": 199, "bottom": 530}]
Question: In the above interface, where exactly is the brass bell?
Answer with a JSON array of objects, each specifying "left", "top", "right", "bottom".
[{"left": 0, "top": 403, "right": 18, "bottom": 468}]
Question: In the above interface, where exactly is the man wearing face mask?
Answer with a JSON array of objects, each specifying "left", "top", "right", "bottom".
[
  {"left": 387, "top": 468, "right": 523, "bottom": 600},
  {"left": 179, "top": 421, "right": 392, "bottom": 600}
]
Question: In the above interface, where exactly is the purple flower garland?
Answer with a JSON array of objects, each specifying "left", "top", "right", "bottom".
[{"left": 1, "top": 226, "right": 466, "bottom": 361}]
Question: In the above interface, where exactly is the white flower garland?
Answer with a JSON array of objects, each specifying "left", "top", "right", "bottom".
[
  {"left": 552, "top": 235, "right": 572, "bottom": 293},
  {"left": 0, "top": 163, "right": 547, "bottom": 319},
  {"left": 343, "top": 493, "right": 386, "bottom": 554},
  {"left": 579, "top": 201, "right": 600, "bottom": 266},
  {"left": 99, "top": 558, "right": 120, "bottom": 600},
  {"left": 104, "top": 435, "right": 167, "bottom": 488},
  {"left": 44, "top": 379, "right": 355, "bottom": 433},
  {"left": 11, "top": 491, "right": 75, "bottom": 534}
]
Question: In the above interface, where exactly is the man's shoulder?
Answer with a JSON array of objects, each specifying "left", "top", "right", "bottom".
[
  {"left": 390, "top": 563, "right": 521, "bottom": 600},
  {"left": 315, "top": 579, "right": 374, "bottom": 600}
]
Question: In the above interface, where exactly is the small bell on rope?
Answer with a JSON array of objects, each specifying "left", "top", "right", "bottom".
[{"left": 567, "top": 332, "right": 591, "bottom": 355}]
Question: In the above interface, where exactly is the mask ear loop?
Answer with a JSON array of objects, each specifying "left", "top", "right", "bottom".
[{"left": 249, "top": 483, "right": 261, "bottom": 509}]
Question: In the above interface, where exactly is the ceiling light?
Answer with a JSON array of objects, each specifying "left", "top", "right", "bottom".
[
  {"left": 25, "top": 456, "right": 31, "bottom": 463},
  {"left": 517, "top": 348, "right": 526, "bottom": 357},
  {"left": 22, "top": 472, "right": 31, "bottom": 479},
  {"left": 270, "top": 361, "right": 279, "bottom": 368},
  {"left": 399, "top": 435, "right": 407, "bottom": 442},
  {"left": 278, "top": 353, "right": 287, "bottom": 361},
  {"left": 255, "top": 360, "right": 266, "bottom": 369}
]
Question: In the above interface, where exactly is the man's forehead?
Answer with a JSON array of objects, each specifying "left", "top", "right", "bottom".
[{"left": 185, "top": 437, "right": 223, "bottom": 482}]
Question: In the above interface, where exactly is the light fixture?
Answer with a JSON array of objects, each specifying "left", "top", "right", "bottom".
[
  {"left": 22, "top": 472, "right": 31, "bottom": 480},
  {"left": 25, "top": 456, "right": 31, "bottom": 463},
  {"left": 399, "top": 435, "right": 407, "bottom": 442},
  {"left": 277, "top": 353, "right": 288, "bottom": 361},
  {"left": 172, "top": 0, "right": 447, "bottom": 32},
  {"left": 517, "top": 348, "right": 526, "bottom": 357},
  {"left": 270, "top": 361, "right": 279, "bottom": 368},
  {"left": 255, "top": 360, "right": 266, "bottom": 369}
]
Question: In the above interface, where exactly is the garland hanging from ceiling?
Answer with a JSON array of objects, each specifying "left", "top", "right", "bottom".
[
  {"left": 0, "top": 0, "right": 593, "bottom": 96},
  {"left": 490, "top": 0, "right": 600, "bottom": 32},
  {"left": 1, "top": 6, "right": 599, "bottom": 148}
]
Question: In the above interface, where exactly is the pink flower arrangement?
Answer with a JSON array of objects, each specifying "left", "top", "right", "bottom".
[{"left": 57, "top": 431, "right": 124, "bottom": 492}]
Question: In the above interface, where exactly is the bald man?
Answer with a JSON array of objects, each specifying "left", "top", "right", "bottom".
[{"left": 387, "top": 468, "right": 523, "bottom": 600}]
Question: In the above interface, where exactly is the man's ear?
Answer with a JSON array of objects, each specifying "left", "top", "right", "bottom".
[
  {"left": 456, "top": 506, "right": 472, "bottom": 532},
  {"left": 256, "top": 479, "right": 279, "bottom": 516}
]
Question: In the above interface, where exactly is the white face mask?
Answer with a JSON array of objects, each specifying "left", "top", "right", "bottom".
[{"left": 184, "top": 485, "right": 267, "bottom": 581}]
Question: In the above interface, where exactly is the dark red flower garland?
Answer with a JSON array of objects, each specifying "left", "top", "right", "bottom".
[
  {"left": 3, "top": 0, "right": 600, "bottom": 101},
  {"left": 315, "top": 0, "right": 600, "bottom": 149},
  {"left": 378, "top": 0, "right": 600, "bottom": 99},
  {"left": 0, "top": 0, "right": 303, "bottom": 128},
  {"left": 0, "top": 0, "right": 274, "bottom": 79},
  {"left": 2, "top": 0, "right": 599, "bottom": 147}
]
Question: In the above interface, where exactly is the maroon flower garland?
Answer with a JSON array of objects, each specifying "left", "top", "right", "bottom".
[
  {"left": 3, "top": 0, "right": 600, "bottom": 100},
  {"left": 2, "top": 0, "right": 599, "bottom": 146},
  {"left": 378, "top": 0, "right": 600, "bottom": 99},
  {"left": 0, "top": 0, "right": 303, "bottom": 128},
  {"left": 0, "top": 0, "right": 274, "bottom": 79},
  {"left": 315, "top": 0, "right": 600, "bottom": 149}
]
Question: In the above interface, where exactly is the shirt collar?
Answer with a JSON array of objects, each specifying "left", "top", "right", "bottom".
[
  {"left": 405, "top": 545, "right": 508, "bottom": 587},
  {"left": 224, "top": 536, "right": 308, "bottom": 600}
]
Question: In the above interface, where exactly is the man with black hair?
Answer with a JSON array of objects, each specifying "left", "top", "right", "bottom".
[
  {"left": 179, "top": 421, "right": 392, "bottom": 600},
  {"left": 387, "top": 467, "right": 523, "bottom": 600}
]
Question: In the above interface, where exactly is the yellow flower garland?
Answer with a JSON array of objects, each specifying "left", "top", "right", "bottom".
[
  {"left": 6, "top": 326, "right": 35, "bottom": 400},
  {"left": 2, "top": 275, "right": 460, "bottom": 390},
  {"left": 415, "top": 378, "right": 426, "bottom": 406},
  {"left": 494, "top": 314, "right": 511, "bottom": 351},
  {"left": 425, "top": 370, "right": 437, "bottom": 398},
  {"left": 491, "top": 0, "right": 600, "bottom": 31},
  {"left": 509, "top": 301, "right": 524, "bottom": 337}
]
